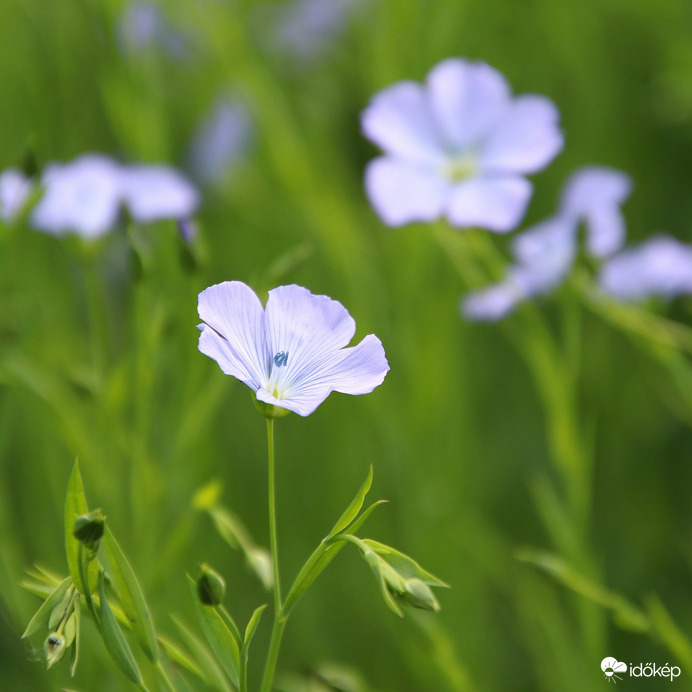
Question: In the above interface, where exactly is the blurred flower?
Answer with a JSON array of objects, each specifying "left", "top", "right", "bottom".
[
  {"left": 599, "top": 234, "right": 692, "bottom": 300},
  {"left": 30, "top": 153, "right": 199, "bottom": 238},
  {"left": 117, "top": 1, "right": 187, "bottom": 58},
  {"left": 270, "top": 0, "right": 362, "bottom": 64},
  {"left": 362, "top": 58, "right": 564, "bottom": 231},
  {"left": 32, "top": 155, "right": 124, "bottom": 238},
  {"left": 0, "top": 168, "right": 32, "bottom": 222},
  {"left": 197, "top": 281, "right": 389, "bottom": 416},
  {"left": 121, "top": 165, "right": 199, "bottom": 223},
  {"left": 187, "top": 95, "right": 252, "bottom": 186},
  {"left": 463, "top": 166, "right": 632, "bottom": 320}
]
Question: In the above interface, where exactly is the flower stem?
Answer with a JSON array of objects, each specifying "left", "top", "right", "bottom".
[{"left": 259, "top": 417, "right": 286, "bottom": 692}]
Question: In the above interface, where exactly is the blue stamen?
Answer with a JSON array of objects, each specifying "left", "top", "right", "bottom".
[{"left": 273, "top": 351, "right": 288, "bottom": 367}]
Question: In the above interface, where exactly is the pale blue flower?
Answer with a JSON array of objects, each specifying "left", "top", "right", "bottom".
[
  {"left": 362, "top": 58, "right": 564, "bottom": 232},
  {"left": 117, "top": 2, "right": 187, "bottom": 57},
  {"left": 32, "top": 155, "right": 124, "bottom": 238},
  {"left": 599, "top": 234, "right": 692, "bottom": 300},
  {"left": 30, "top": 154, "right": 199, "bottom": 237},
  {"left": 198, "top": 281, "right": 389, "bottom": 416},
  {"left": 0, "top": 168, "right": 32, "bottom": 222},
  {"left": 462, "top": 166, "right": 632, "bottom": 320},
  {"left": 121, "top": 164, "right": 199, "bottom": 224},
  {"left": 187, "top": 95, "right": 252, "bottom": 186}
]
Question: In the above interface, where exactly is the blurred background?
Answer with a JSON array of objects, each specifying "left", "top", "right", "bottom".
[{"left": 2, "top": 0, "right": 692, "bottom": 690}]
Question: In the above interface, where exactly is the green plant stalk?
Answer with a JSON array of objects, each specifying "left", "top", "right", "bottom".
[{"left": 259, "top": 417, "right": 287, "bottom": 692}]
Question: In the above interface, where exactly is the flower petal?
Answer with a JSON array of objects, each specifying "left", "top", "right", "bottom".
[
  {"left": 480, "top": 95, "right": 563, "bottom": 174},
  {"left": 361, "top": 81, "right": 444, "bottom": 166},
  {"left": 121, "top": 165, "right": 199, "bottom": 223},
  {"left": 263, "top": 284, "right": 356, "bottom": 395},
  {"left": 31, "top": 155, "right": 123, "bottom": 237},
  {"left": 446, "top": 174, "right": 532, "bottom": 232},
  {"left": 599, "top": 235, "right": 692, "bottom": 300},
  {"left": 427, "top": 58, "right": 511, "bottom": 150},
  {"left": 365, "top": 157, "right": 448, "bottom": 226},
  {"left": 256, "top": 334, "right": 389, "bottom": 416},
  {"left": 197, "top": 281, "right": 269, "bottom": 389},
  {"left": 462, "top": 281, "right": 523, "bottom": 321}
]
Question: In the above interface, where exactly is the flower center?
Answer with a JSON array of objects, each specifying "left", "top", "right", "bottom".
[
  {"left": 442, "top": 152, "right": 478, "bottom": 182},
  {"left": 273, "top": 351, "right": 288, "bottom": 367}
]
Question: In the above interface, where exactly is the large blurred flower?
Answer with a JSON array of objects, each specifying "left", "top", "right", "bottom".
[
  {"left": 198, "top": 281, "right": 389, "bottom": 416},
  {"left": 599, "top": 234, "right": 692, "bottom": 300},
  {"left": 362, "top": 58, "right": 564, "bottom": 232},
  {"left": 463, "top": 166, "right": 632, "bottom": 320}
]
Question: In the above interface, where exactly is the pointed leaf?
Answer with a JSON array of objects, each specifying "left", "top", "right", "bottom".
[
  {"left": 102, "top": 527, "right": 158, "bottom": 662},
  {"left": 22, "top": 577, "right": 72, "bottom": 639},
  {"left": 158, "top": 634, "right": 207, "bottom": 683},
  {"left": 187, "top": 575, "right": 240, "bottom": 687},
  {"left": 327, "top": 466, "right": 373, "bottom": 539},
  {"left": 64, "top": 461, "right": 98, "bottom": 594},
  {"left": 171, "top": 615, "right": 234, "bottom": 692},
  {"left": 241, "top": 604, "right": 267, "bottom": 660},
  {"left": 98, "top": 574, "right": 143, "bottom": 685}
]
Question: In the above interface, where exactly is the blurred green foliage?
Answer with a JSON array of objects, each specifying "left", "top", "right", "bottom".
[{"left": 2, "top": 0, "right": 692, "bottom": 690}]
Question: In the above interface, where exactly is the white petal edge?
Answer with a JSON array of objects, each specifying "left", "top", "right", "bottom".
[
  {"left": 365, "top": 157, "right": 448, "bottom": 226},
  {"left": 446, "top": 174, "right": 532, "bottom": 232}
]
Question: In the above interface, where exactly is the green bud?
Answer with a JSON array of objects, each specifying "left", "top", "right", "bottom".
[
  {"left": 399, "top": 578, "right": 440, "bottom": 612},
  {"left": 44, "top": 633, "right": 66, "bottom": 669},
  {"left": 197, "top": 564, "right": 226, "bottom": 606},
  {"left": 253, "top": 394, "right": 291, "bottom": 419},
  {"left": 73, "top": 510, "right": 105, "bottom": 555}
]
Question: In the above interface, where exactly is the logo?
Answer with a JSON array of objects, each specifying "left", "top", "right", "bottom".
[
  {"left": 600, "top": 656, "right": 682, "bottom": 683},
  {"left": 601, "top": 658, "right": 627, "bottom": 683}
]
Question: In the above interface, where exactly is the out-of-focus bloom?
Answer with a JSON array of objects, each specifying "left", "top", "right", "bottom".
[
  {"left": 121, "top": 165, "right": 199, "bottom": 223},
  {"left": 187, "top": 95, "right": 252, "bottom": 186},
  {"left": 197, "top": 281, "right": 389, "bottom": 416},
  {"left": 270, "top": 0, "right": 362, "bottom": 64},
  {"left": 117, "top": 1, "right": 187, "bottom": 57},
  {"left": 0, "top": 168, "right": 32, "bottom": 222},
  {"left": 32, "top": 155, "right": 124, "bottom": 238},
  {"left": 599, "top": 234, "right": 692, "bottom": 300},
  {"left": 30, "top": 153, "right": 199, "bottom": 238},
  {"left": 462, "top": 166, "right": 632, "bottom": 320},
  {"left": 362, "top": 58, "right": 564, "bottom": 232}
]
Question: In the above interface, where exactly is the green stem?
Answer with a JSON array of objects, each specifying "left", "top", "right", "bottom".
[
  {"left": 154, "top": 660, "right": 178, "bottom": 692},
  {"left": 259, "top": 417, "right": 285, "bottom": 692}
]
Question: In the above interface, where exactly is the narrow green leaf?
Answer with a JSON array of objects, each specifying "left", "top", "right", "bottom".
[
  {"left": 361, "top": 540, "right": 449, "bottom": 587},
  {"left": 241, "top": 604, "right": 267, "bottom": 660},
  {"left": 70, "top": 601, "right": 81, "bottom": 677},
  {"left": 646, "top": 595, "right": 692, "bottom": 670},
  {"left": 326, "top": 465, "right": 373, "bottom": 540},
  {"left": 98, "top": 574, "right": 143, "bottom": 685},
  {"left": 22, "top": 577, "right": 72, "bottom": 639},
  {"left": 64, "top": 460, "right": 98, "bottom": 594},
  {"left": 158, "top": 635, "right": 207, "bottom": 683},
  {"left": 171, "top": 616, "right": 234, "bottom": 692},
  {"left": 102, "top": 527, "right": 158, "bottom": 662},
  {"left": 48, "top": 586, "right": 73, "bottom": 630},
  {"left": 187, "top": 575, "right": 240, "bottom": 687}
]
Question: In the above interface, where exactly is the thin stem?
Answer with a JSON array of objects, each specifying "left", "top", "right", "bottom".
[
  {"left": 259, "top": 417, "right": 285, "bottom": 692},
  {"left": 154, "top": 660, "right": 178, "bottom": 692}
]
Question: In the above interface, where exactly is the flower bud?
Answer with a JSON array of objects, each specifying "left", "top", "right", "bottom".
[
  {"left": 43, "top": 633, "right": 66, "bottom": 669},
  {"left": 72, "top": 510, "right": 105, "bottom": 555},
  {"left": 400, "top": 578, "right": 440, "bottom": 612},
  {"left": 197, "top": 564, "right": 226, "bottom": 606}
]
